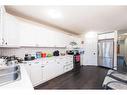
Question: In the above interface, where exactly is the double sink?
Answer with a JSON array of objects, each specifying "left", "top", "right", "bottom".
[{"left": 0, "top": 65, "right": 21, "bottom": 86}]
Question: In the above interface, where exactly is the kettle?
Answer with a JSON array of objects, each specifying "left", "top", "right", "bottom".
[{"left": 53, "top": 50, "right": 59, "bottom": 56}]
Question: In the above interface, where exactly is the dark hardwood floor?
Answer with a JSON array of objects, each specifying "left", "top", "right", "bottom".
[{"left": 34, "top": 66, "right": 108, "bottom": 90}]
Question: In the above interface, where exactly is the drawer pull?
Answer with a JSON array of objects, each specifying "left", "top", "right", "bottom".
[{"left": 41, "top": 66, "right": 44, "bottom": 68}]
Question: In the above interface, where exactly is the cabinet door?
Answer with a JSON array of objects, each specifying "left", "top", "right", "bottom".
[
  {"left": 19, "top": 20, "right": 37, "bottom": 46},
  {"left": 24, "top": 63, "right": 31, "bottom": 77},
  {"left": 30, "top": 63, "right": 42, "bottom": 86},
  {"left": 98, "top": 34, "right": 106, "bottom": 40},
  {"left": 37, "top": 28, "right": 55, "bottom": 47},
  {"left": 4, "top": 13, "right": 19, "bottom": 47},
  {"left": 0, "top": 12, "right": 3, "bottom": 45},
  {"left": 0, "top": 6, "right": 4, "bottom": 46},
  {"left": 105, "top": 32, "right": 114, "bottom": 39},
  {"left": 42, "top": 60, "right": 56, "bottom": 82},
  {"left": 55, "top": 58, "right": 64, "bottom": 75}
]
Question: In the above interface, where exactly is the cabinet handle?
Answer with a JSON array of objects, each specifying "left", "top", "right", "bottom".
[
  {"left": 35, "top": 62, "right": 39, "bottom": 64},
  {"left": 23, "top": 62, "right": 27, "bottom": 64},
  {"left": 5, "top": 42, "right": 7, "bottom": 45},
  {"left": 2, "top": 38, "right": 4, "bottom": 44},
  {"left": 41, "top": 66, "right": 44, "bottom": 68}
]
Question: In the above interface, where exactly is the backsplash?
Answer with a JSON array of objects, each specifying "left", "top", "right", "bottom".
[{"left": 0, "top": 47, "right": 66, "bottom": 58}]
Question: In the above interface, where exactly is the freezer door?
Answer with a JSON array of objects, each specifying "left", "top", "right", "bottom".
[
  {"left": 98, "top": 40, "right": 105, "bottom": 66},
  {"left": 98, "top": 39, "right": 114, "bottom": 68},
  {"left": 98, "top": 41, "right": 103, "bottom": 57},
  {"left": 104, "top": 40, "right": 114, "bottom": 58}
]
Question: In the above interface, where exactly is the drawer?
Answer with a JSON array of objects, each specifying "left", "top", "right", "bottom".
[{"left": 63, "top": 64, "right": 73, "bottom": 73}]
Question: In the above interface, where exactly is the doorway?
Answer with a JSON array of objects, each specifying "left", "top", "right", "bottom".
[{"left": 117, "top": 32, "right": 127, "bottom": 72}]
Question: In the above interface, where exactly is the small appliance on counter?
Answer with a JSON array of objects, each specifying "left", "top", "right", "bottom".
[
  {"left": 53, "top": 50, "right": 59, "bottom": 56},
  {"left": 24, "top": 54, "right": 35, "bottom": 61}
]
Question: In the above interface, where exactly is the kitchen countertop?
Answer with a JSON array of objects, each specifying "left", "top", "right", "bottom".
[{"left": 23, "top": 55, "right": 73, "bottom": 62}]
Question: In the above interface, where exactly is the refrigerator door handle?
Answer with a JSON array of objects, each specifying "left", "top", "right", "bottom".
[{"left": 98, "top": 43, "right": 101, "bottom": 56}]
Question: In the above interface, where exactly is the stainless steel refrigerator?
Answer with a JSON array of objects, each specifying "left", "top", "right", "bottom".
[{"left": 98, "top": 39, "right": 114, "bottom": 68}]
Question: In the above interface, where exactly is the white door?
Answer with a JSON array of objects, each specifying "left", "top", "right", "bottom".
[
  {"left": 30, "top": 63, "right": 42, "bottom": 86},
  {"left": 83, "top": 37, "right": 97, "bottom": 66},
  {"left": 4, "top": 13, "right": 19, "bottom": 46}
]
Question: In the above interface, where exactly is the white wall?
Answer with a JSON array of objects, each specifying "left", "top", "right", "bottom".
[
  {"left": 81, "top": 31, "right": 117, "bottom": 68},
  {"left": 82, "top": 32, "right": 98, "bottom": 66}
]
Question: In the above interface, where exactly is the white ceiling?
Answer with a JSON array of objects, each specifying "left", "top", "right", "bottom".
[{"left": 5, "top": 6, "right": 127, "bottom": 35}]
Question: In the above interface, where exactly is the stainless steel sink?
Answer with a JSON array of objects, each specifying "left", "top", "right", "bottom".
[{"left": 0, "top": 65, "right": 21, "bottom": 86}]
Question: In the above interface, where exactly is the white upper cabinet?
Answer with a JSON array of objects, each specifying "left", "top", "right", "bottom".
[
  {"left": 19, "top": 21, "right": 58, "bottom": 47},
  {"left": 19, "top": 21, "right": 40, "bottom": 46},
  {"left": 0, "top": 6, "right": 5, "bottom": 46},
  {"left": 105, "top": 32, "right": 115, "bottom": 39},
  {"left": 1, "top": 6, "right": 80, "bottom": 48},
  {"left": 98, "top": 34, "right": 105, "bottom": 40},
  {"left": 19, "top": 19, "right": 80, "bottom": 48},
  {"left": 3, "top": 13, "right": 19, "bottom": 47},
  {"left": 0, "top": 6, "right": 19, "bottom": 47},
  {"left": 98, "top": 32, "right": 115, "bottom": 40}
]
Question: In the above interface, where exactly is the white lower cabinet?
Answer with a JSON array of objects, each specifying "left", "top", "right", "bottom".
[
  {"left": 42, "top": 60, "right": 57, "bottom": 82},
  {"left": 63, "top": 64, "right": 73, "bottom": 73},
  {"left": 30, "top": 63, "right": 42, "bottom": 86},
  {"left": 54, "top": 58, "right": 64, "bottom": 76},
  {"left": 63, "top": 56, "right": 73, "bottom": 73},
  {"left": 24, "top": 61, "right": 43, "bottom": 87},
  {"left": 24, "top": 56, "right": 73, "bottom": 87}
]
